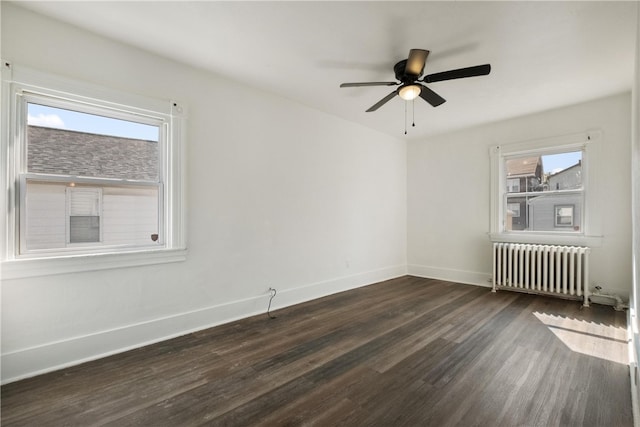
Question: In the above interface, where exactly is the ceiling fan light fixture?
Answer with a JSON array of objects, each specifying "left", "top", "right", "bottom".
[{"left": 398, "top": 84, "right": 421, "bottom": 101}]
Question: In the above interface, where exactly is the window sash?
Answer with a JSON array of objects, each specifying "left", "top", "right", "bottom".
[
  {"left": 505, "top": 188, "right": 583, "bottom": 198},
  {"left": 19, "top": 174, "right": 164, "bottom": 256},
  {"left": 22, "top": 92, "right": 165, "bottom": 180}
]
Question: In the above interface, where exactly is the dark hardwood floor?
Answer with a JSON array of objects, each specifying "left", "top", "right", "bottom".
[{"left": 1, "top": 276, "right": 632, "bottom": 426}]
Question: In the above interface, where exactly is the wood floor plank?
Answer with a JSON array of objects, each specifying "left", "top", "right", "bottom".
[{"left": 1, "top": 276, "right": 632, "bottom": 426}]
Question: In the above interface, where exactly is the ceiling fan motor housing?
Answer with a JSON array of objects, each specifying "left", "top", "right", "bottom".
[{"left": 394, "top": 59, "right": 420, "bottom": 83}]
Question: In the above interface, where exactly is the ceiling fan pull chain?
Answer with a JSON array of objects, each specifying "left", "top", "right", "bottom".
[
  {"left": 404, "top": 101, "right": 408, "bottom": 135},
  {"left": 412, "top": 99, "right": 416, "bottom": 128}
]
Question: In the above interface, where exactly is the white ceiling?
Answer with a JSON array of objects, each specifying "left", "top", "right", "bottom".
[{"left": 13, "top": 1, "right": 638, "bottom": 140}]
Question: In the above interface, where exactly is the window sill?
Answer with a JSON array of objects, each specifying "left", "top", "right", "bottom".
[
  {"left": 1, "top": 248, "right": 187, "bottom": 280},
  {"left": 488, "top": 232, "right": 603, "bottom": 248}
]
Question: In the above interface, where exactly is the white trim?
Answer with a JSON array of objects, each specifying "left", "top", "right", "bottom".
[
  {"left": 407, "top": 264, "right": 492, "bottom": 288},
  {"left": 488, "top": 231, "right": 603, "bottom": 247},
  {"left": 1, "top": 248, "right": 188, "bottom": 279},
  {"left": 495, "top": 130, "right": 598, "bottom": 156},
  {"left": 0, "top": 264, "right": 405, "bottom": 384},
  {"left": 629, "top": 307, "right": 640, "bottom": 427},
  {"left": 7, "top": 63, "right": 171, "bottom": 116},
  {"left": 270, "top": 264, "right": 408, "bottom": 310}
]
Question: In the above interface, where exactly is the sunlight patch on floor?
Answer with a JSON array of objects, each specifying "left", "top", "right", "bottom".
[{"left": 534, "top": 311, "right": 628, "bottom": 365}]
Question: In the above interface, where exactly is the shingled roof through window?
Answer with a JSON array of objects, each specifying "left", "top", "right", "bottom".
[
  {"left": 27, "top": 126, "right": 158, "bottom": 181},
  {"left": 506, "top": 156, "right": 541, "bottom": 178}
]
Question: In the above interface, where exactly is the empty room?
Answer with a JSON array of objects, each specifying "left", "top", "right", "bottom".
[{"left": 1, "top": 1, "right": 640, "bottom": 426}]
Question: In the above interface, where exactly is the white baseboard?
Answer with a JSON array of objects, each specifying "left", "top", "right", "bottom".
[
  {"left": 628, "top": 308, "right": 640, "bottom": 427},
  {"left": 271, "top": 264, "right": 408, "bottom": 311},
  {"left": 407, "top": 264, "right": 492, "bottom": 288},
  {"left": 1, "top": 264, "right": 406, "bottom": 384}
]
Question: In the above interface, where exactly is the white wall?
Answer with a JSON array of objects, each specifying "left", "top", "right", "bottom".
[
  {"left": 630, "top": 4, "right": 640, "bottom": 424},
  {"left": 408, "top": 92, "right": 632, "bottom": 297},
  {"left": 633, "top": 0, "right": 640, "bottom": 337},
  {"left": 0, "top": 3, "right": 407, "bottom": 383}
]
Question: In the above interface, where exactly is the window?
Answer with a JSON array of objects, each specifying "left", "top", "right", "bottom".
[
  {"left": 67, "top": 187, "right": 102, "bottom": 244},
  {"left": 503, "top": 150, "right": 582, "bottom": 232},
  {"left": 555, "top": 205, "right": 574, "bottom": 227},
  {"left": 507, "top": 203, "right": 521, "bottom": 218},
  {"left": 506, "top": 179, "right": 520, "bottom": 193},
  {"left": 2, "top": 63, "right": 186, "bottom": 277},
  {"left": 490, "top": 131, "right": 602, "bottom": 246}
]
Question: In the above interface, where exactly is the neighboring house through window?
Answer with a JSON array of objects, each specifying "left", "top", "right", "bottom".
[{"left": 504, "top": 156, "right": 543, "bottom": 231}]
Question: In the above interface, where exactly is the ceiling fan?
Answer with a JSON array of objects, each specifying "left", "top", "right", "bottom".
[{"left": 340, "top": 49, "right": 491, "bottom": 112}]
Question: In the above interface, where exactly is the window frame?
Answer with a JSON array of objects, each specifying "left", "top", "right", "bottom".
[
  {"left": 489, "top": 130, "right": 603, "bottom": 247},
  {"left": 1, "top": 62, "right": 187, "bottom": 279}
]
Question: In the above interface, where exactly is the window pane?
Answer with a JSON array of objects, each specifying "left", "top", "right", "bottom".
[
  {"left": 27, "top": 103, "right": 159, "bottom": 181},
  {"left": 505, "top": 157, "right": 541, "bottom": 192},
  {"left": 505, "top": 151, "right": 582, "bottom": 194},
  {"left": 504, "top": 150, "right": 583, "bottom": 233},
  {"left": 544, "top": 152, "right": 582, "bottom": 191},
  {"left": 24, "top": 179, "right": 160, "bottom": 251},
  {"left": 24, "top": 181, "right": 66, "bottom": 250}
]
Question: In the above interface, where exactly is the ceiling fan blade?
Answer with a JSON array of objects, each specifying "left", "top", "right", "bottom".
[
  {"left": 405, "top": 49, "right": 430, "bottom": 76},
  {"left": 366, "top": 91, "right": 398, "bottom": 112},
  {"left": 340, "top": 82, "right": 399, "bottom": 88},
  {"left": 423, "top": 64, "right": 491, "bottom": 83},
  {"left": 418, "top": 85, "right": 446, "bottom": 107}
]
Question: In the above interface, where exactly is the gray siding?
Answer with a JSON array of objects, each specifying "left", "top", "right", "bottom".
[{"left": 528, "top": 193, "right": 583, "bottom": 232}]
